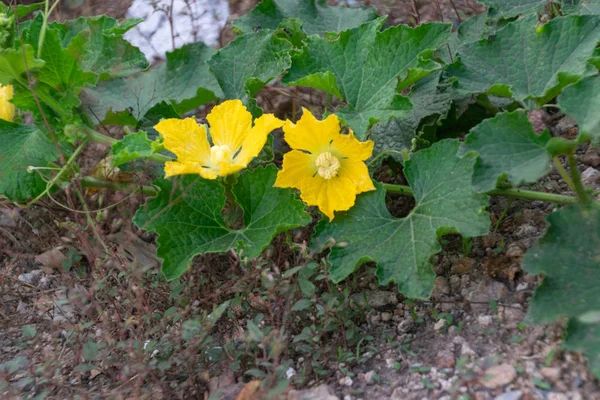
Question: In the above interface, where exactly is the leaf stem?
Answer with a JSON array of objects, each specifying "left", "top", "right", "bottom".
[
  {"left": 37, "top": 0, "right": 60, "bottom": 59},
  {"left": 384, "top": 183, "right": 580, "bottom": 204},
  {"left": 552, "top": 156, "right": 576, "bottom": 191},
  {"left": 80, "top": 176, "right": 158, "bottom": 196},
  {"left": 567, "top": 154, "right": 591, "bottom": 204}
]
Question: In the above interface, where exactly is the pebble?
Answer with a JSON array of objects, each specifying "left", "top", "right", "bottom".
[
  {"left": 362, "top": 370, "right": 375, "bottom": 385},
  {"left": 461, "top": 342, "right": 477, "bottom": 357},
  {"left": 547, "top": 393, "right": 568, "bottom": 400},
  {"left": 494, "top": 391, "right": 523, "bottom": 400},
  {"left": 18, "top": 270, "right": 43, "bottom": 286},
  {"left": 478, "top": 315, "right": 492, "bottom": 326},
  {"left": 397, "top": 317, "right": 415, "bottom": 333},
  {"left": 288, "top": 384, "right": 339, "bottom": 400},
  {"left": 498, "top": 305, "right": 525, "bottom": 327},
  {"left": 468, "top": 280, "right": 510, "bottom": 312},
  {"left": 432, "top": 277, "right": 450, "bottom": 299},
  {"left": 581, "top": 167, "right": 600, "bottom": 186},
  {"left": 350, "top": 291, "right": 397, "bottom": 308},
  {"left": 540, "top": 367, "right": 561, "bottom": 382},
  {"left": 436, "top": 350, "right": 455, "bottom": 369},
  {"left": 505, "top": 243, "right": 525, "bottom": 258},
  {"left": 583, "top": 146, "right": 600, "bottom": 167},
  {"left": 381, "top": 312, "right": 392, "bottom": 322},
  {"left": 481, "top": 364, "right": 517, "bottom": 389},
  {"left": 339, "top": 376, "right": 353, "bottom": 387},
  {"left": 434, "top": 319, "right": 448, "bottom": 332}
]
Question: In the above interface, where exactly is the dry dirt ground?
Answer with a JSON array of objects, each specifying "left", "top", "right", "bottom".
[{"left": 1, "top": 1, "right": 600, "bottom": 400}]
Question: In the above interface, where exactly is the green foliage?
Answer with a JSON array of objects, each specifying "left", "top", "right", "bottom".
[
  {"left": 233, "top": 0, "right": 378, "bottom": 35},
  {"left": 110, "top": 130, "right": 159, "bottom": 167},
  {"left": 312, "top": 140, "right": 490, "bottom": 298},
  {"left": 558, "top": 75, "right": 600, "bottom": 139},
  {"left": 459, "top": 110, "right": 551, "bottom": 191},
  {"left": 478, "top": 0, "right": 548, "bottom": 18},
  {"left": 446, "top": 15, "right": 600, "bottom": 107},
  {"left": 523, "top": 206, "right": 600, "bottom": 378},
  {"left": 133, "top": 165, "right": 311, "bottom": 280},
  {"left": 0, "top": 121, "right": 64, "bottom": 202},
  {"left": 283, "top": 19, "right": 452, "bottom": 138},
  {"left": 83, "top": 42, "right": 221, "bottom": 125}
]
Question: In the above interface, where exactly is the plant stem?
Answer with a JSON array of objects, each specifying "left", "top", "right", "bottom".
[
  {"left": 567, "top": 154, "right": 591, "bottom": 204},
  {"left": 552, "top": 156, "right": 576, "bottom": 191},
  {"left": 37, "top": 0, "right": 60, "bottom": 59},
  {"left": 384, "top": 183, "right": 580, "bottom": 204},
  {"left": 79, "top": 125, "right": 172, "bottom": 164},
  {"left": 81, "top": 176, "right": 158, "bottom": 196}
]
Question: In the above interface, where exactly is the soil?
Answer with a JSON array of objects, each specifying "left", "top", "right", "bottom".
[{"left": 1, "top": 1, "right": 599, "bottom": 400}]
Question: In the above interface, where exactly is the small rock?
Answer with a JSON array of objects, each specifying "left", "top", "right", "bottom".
[
  {"left": 452, "top": 256, "right": 475, "bottom": 274},
  {"left": 481, "top": 364, "right": 517, "bottom": 389},
  {"left": 478, "top": 315, "right": 492, "bottom": 326},
  {"left": 350, "top": 291, "right": 397, "bottom": 308},
  {"left": 18, "top": 270, "right": 43, "bottom": 286},
  {"left": 397, "top": 317, "right": 415, "bottom": 333},
  {"left": 432, "top": 277, "right": 451, "bottom": 299},
  {"left": 288, "top": 384, "right": 339, "bottom": 400},
  {"left": 381, "top": 312, "right": 392, "bottom": 322},
  {"left": 17, "top": 300, "right": 28, "bottom": 315},
  {"left": 434, "top": 319, "right": 448, "bottom": 332},
  {"left": 583, "top": 146, "right": 600, "bottom": 167},
  {"left": 494, "top": 391, "right": 523, "bottom": 400},
  {"left": 339, "top": 376, "right": 353, "bottom": 387},
  {"left": 516, "top": 282, "right": 529, "bottom": 291},
  {"left": 475, "top": 392, "right": 491, "bottom": 400},
  {"left": 0, "top": 208, "right": 19, "bottom": 228},
  {"left": 554, "top": 116, "right": 577, "bottom": 138},
  {"left": 436, "top": 350, "right": 455, "bottom": 369},
  {"left": 528, "top": 109, "right": 548, "bottom": 135},
  {"left": 461, "top": 342, "right": 477, "bottom": 357},
  {"left": 581, "top": 167, "right": 600, "bottom": 186},
  {"left": 362, "top": 370, "right": 375, "bottom": 385},
  {"left": 35, "top": 247, "right": 67, "bottom": 270},
  {"left": 505, "top": 243, "right": 525, "bottom": 258},
  {"left": 498, "top": 305, "right": 525, "bottom": 327},
  {"left": 547, "top": 393, "right": 568, "bottom": 400},
  {"left": 467, "top": 280, "right": 510, "bottom": 312},
  {"left": 540, "top": 367, "right": 561, "bottom": 382}
]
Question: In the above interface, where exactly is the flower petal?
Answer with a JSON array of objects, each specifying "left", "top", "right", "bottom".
[
  {"left": 207, "top": 100, "right": 252, "bottom": 152},
  {"left": 235, "top": 113, "right": 284, "bottom": 165},
  {"left": 339, "top": 160, "right": 375, "bottom": 194},
  {"left": 218, "top": 162, "right": 247, "bottom": 176},
  {"left": 274, "top": 150, "right": 316, "bottom": 189},
  {"left": 156, "top": 118, "right": 211, "bottom": 167},
  {"left": 300, "top": 175, "right": 357, "bottom": 220},
  {"left": 332, "top": 131, "right": 374, "bottom": 161},
  {"left": 0, "top": 84, "right": 15, "bottom": 122},
  {"left": 164, "top": 161, "right": 218, "bottom": 180},
  {"left": 283, "top": 108, "right": 340, "bottom": 154}
]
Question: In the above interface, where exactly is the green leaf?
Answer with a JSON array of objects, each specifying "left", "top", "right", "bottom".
[
  {"left": 0, "top": 45, "right": 44, "bottom": 85},
  {"left": 57, "top": 16, "right": 149, "bottom": 79},
  {"left": 133, "top": 165, "right": 311, "bottom": 280},
  {"left": 283, "top": 19, "right": 452, "bottom": 138},
  {"left": 312, "top": 139, "right": 489, "bottom": 298},
  {"left": 83, "top": 42, "right": 221, "bottom": 125},
  {"left": 446, "top": 15, "right": 600, "bottom": 107},
  {"left": 208, "top": 30, "right": 291, "bottom": 114},
  {"left": 459, "top": 110, "right": 551, "bottom": 191},
  {"left": 438, "top": 12, "right": 488, "bottom": 64},
  {"left": 558, "top": 75, "right": 600, "bottom": 139},
  {"left": 562, "top": 0, "right": 600, "bottom": 15},
  {"left": 370, "top": 71, "right": 454, "bottom": 161},
  {"left": 565, "top": 318, "right": 600, "bottom": 378},
  {"left": 110, "top": 130, "right": 158, "bottom": 167},
  {"left": 524, "top": 206, "right": 600, "bottom": 324},
  {"left": 477, "top": 0, "right": 547, "bottom": 18},
  {"left": 233, "top": 0, "right": 378, "bottom": 35},
  {"left": 523, "top": 205, "right": 600, "bottom": 379},
  {"left": 0, "top": 121, "right": 64, "bottom": 202}
]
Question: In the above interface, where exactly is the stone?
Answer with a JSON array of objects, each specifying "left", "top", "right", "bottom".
[
  {"left": 436, "top": 350, "right": 455, "bottom": 369},
  {"left": 498, "top": 305, "right": 525, "bottom": 327},
  {"left": 339, "top": 376, "right": 353, "bottom": 387},
  {"left": 478, "top": 315, "right": 492, "bottom": 326},
  {"left": 350, "top": 291, "right": 397, "bottom": 308},
  {"left": 581, "top": 167, "right": 600, "bottom": 186},
  {"left": 0, "top": 208, "right": 19, "bottom": 228},
  {"left": 288, "top": 384, "right": 339, "bottom": 400},
  {"left": 432, "top": 277, "right": 450, "bottom": 299},
  {"left": 434, "top": 319, "right": 448, "bottom": 332},
  {"left": 397, "top": 317, "right": 415, "bottom": 333},
  {"left": 540, "top": 367, "right": 561, "bottom": 382},
  {"left": 35, "top": 247, "right": 67, "bottom": 271},
  {"left": 452, "top": 257, "right": 475, "bottom": 274},
  {"left": 481, "top": 364, "right": 516, "bottom": 389},
  {"left": 494, "top": 391, "right": 523, "bottom": 400},
  {"left": 362, "top": 370, "right": 375, "bottom": 385},
  {"left": 18, "top": 270, "right": 43, "bottom": 286},
  {"left": 468, "top": 280, "right": 510, "bottom": 312},
  {"left": 461, "top": 342, "right": 477, "bottom": 357},
  {"left": 505, "top": 243, "right": 525, "bottom": 258},
  {"left": 547, "top": 394, "right": 568, "bottom": 400},
  {"left": 381, "top": 312, "right": 392, "bottom": 322},
  {"left": 583, "top": 146, "right": 600, "bottom": 167}
]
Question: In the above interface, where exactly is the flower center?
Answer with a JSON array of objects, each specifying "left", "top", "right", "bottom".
[
  {"left": 210, "top": 144, "right": 233, "bottom": 166},
  {"left": 315, "top": 152, "right": 341, "bottom": 180}
]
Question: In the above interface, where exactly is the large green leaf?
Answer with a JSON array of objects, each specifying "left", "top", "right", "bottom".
[
  {"left": 459, "top": 110, "right": 551, "bottom": 191},
  {"left": 0, "top": 121, "right": 64, "bottom": 202},
  {"left": 0, "top": 45, "right": 44, "bottom": 85},
  {"left": 446, "top": 15, "right": 600, "bottom": 107},
  {"left": 83, "top": 42, "right": 222, "bottom": 125},
  {"left": 523, "top": 205, "right": 600, "bottom": 379},
  {"left": 110, "top": 131, "right": 159, "bottom": 167},
  {"left": 208, "top": 30, "right": 291, "bottom": 114},
  {"left": 477, "top": 0, "right": 547, "bottom": 18},
  {"left": 233, "top": 0, "right": 378, "bottom": 35},
  {"left": 283, "top": 19, "right": 452, "bottom": 139},
  {"left": 54, "top": 16, "right": 149, "bottom": 80},
  {"left": 558, "top": 75, "right": 600, "bottom": 139},
  {"left": 370, "top": 71, "right": 454, "bottom": 161},
  {"left": 133, "top": 165, "right": 311, "bottom": 280},
  {"left": 562, "top": 0, "right": 600, "bottom": 15},
  {"left": 312, "top": 139, "right": 489, "bottom": 298}
]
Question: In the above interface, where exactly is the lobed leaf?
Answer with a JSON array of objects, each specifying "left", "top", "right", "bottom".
[
  {"left": 82, "top": 42, "right": 222, "bottom": 125},
  {"left": 558, "top": 75, "right": 600, "bottom": 139},
  {"left": 0, "top": 45, "right": 44, "bottom": 85},
  {"left": 110, "top": 131, "right": 158, "bottom": 167},
  {"left": 459, "top": 110, "right": 551, "bottom": 191},
  {"left": 283, "top": 19, "right": 452, "bottom": 139},
  {"left": 312, "top": 140, "right": 489, "bottom": 299},
  {"left": 233, "top": 0, "right": 378, "bottom": 36},
  {"left": 133, "top": 165, "right": 311, "bottom": 280},
  {"left": 0, "top": 121, "right": 64, "bottom": 202},
  {"left": 562, "top": 0, "right": 600, "bottom": 15},
  {"left": 446, "top": 15, "right": 600, "bottom": 107},
  {"left": 565, "top": 319, "right": 600, "bottom": 378},
  {"left": 477, "top": 0, "right": 548, "bottom": 18}
]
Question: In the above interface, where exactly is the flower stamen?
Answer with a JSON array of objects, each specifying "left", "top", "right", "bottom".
[
  {"left": 315, "top": 152, "right": 341, "bottom": 180},
  {"left": 210, "top": 144, "right": 233, "bottom": 166}
]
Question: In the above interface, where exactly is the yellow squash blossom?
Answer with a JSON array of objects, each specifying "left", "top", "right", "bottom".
[
  {"left": 274, "top": 108, "right": 375, "bottom": 220},
  {"left": 0, "top": 84, "right": 15, "bottom": 121},
  {"left": 155, "top": 100, "right": 284, "bottom": 179}
]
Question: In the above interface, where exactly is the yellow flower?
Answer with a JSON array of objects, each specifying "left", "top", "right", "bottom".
[
  {"left": 274, "top": 108, "right": 375, "bottom": 220},
  {"left": 0, "top": 84, "right": 15, "bottom": 121},
  {"left": 155, "top": 100, "right": 284, "bottom": 179}
]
